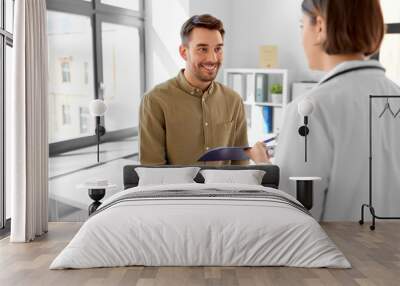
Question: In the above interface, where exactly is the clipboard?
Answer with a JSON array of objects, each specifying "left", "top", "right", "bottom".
[{"left": 198, "top": 137, "right": 276, "bottom": 162}]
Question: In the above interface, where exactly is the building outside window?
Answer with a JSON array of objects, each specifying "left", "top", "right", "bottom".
[
  {"left": 62, "top": 104, "right": 71, "bottom": 125},
  {"left": 47, "top": 0, "right": 144, "bottom": 147},
  {"left": 79, "top": 107, "right": 90, "bottom": 134},
  {"left": 61, "top": 59, "right": 71, "bottom": 83},
  {"left": 47, "top": 0, "right": 145, "bottom": 222}
]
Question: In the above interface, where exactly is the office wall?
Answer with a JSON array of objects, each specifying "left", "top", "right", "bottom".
[
  {"left": 228, "top": 0, "right": 323, "bottom": 88},
  {"left": 145, "top": 0, "right": 323, "bottom": 92},
  {"left": 145, "top": 0, "right": 188, "bottom": 90},
  {"left": 145, "top": 0, "right": 232, "bottom": 90},
  {"left": 189, "top": 0, "right": 232, "bottom": 83}
]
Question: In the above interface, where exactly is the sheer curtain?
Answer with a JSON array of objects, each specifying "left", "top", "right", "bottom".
[{"left": 9, "top": 0, "right": 48, "bottom": 242}]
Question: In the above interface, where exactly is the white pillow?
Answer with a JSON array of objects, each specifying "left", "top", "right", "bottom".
[
  {"left": 135, "top": 167, "right": 201, "bottom": 186},
  {"left": 200, "top": 169, "right": 266, "bottom": 185}
]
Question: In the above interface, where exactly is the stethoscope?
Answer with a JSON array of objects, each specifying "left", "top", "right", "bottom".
[
  {"left": 298, "top": 65, "right": 386, "bottom": 162},
  {"left": 319, "top": 65, "right": 385, "bottom": 85}
]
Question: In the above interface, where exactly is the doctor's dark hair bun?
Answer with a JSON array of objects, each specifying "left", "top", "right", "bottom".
[
  {"left": 301, "top": 0, "right": 385, "bottom": 56},
  {"left": 180, "top": 14, "right": 225, "bottom": 44}
]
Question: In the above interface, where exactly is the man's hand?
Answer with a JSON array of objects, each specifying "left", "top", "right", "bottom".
[{"left": 244, "top": 141, "right": 271, "bottom": 164}]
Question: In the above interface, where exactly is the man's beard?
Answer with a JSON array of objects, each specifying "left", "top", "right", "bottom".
[{"left": 193, "top": 62, "right": 221, "bottom": 82}]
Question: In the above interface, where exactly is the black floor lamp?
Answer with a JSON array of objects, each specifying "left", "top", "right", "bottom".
[{"left": 89, "top": 99, "right": 107, "bottom": 162}]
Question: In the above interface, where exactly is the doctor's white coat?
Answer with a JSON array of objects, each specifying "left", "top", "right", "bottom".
[{"left": 275, "top": 60, "right": 400, "bottom": 221}]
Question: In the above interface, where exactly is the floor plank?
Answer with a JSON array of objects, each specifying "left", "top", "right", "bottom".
[{"left": 0, "top": 222, "right": 399, "bottom": 286}]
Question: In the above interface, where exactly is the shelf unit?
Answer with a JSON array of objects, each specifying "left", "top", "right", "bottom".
[{"left": 223, "top": 68, "right": 289, "bottom": 144}]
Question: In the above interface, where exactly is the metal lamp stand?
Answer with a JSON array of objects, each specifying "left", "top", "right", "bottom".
[{"left": 95, "top": 116, "right": 106, "bottom": 163}]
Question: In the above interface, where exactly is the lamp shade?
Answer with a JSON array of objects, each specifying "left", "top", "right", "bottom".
[
  {"left": 298, "top": 99, "right": 314, "bottom": 116},
  {"left": 89, "top": 99, "right": 107, "bottom": 116}
]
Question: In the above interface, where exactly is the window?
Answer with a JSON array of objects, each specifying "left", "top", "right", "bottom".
[
  {"left": 62, "top": 105, "right": 71, "bottom": 125},
  {"left": 102, "top": 22, "right": 141, "bottom": 131},
  {"left": 47, "top": 0, "right": 144, "bottom": 150},
  {"left": 5, "top": 0, "right": 14, "bottom": 32},
  {"left": 61, "top": 60, "right": 71, "bottom": 83},
  {"left": 1, "top": 0, "right": 14, "bottom": 230},
  {"left": 379, "top": 0, "right": 400, "bottom": 85},
  {"left": 100, "top": 0, "right": 140, "bottom": 11},
  {"left": 79, "top": 107, "right": 90, "bottom": 134},
  {"left": 48, "top": 11, "right": 95, "bottom": 143},
  {"left": 379, "top": 34, "right": 400, "bottom": 85},
  {"left": 47, "top": 0, "right": 144, "bottom": 222},
  {"left": 381, "top": 0, "right": 400, "bottom": 23}
]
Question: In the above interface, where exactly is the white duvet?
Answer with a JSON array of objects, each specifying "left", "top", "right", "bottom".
[{"left": 50, "top": 183, "right": 351, "bottom": 269}]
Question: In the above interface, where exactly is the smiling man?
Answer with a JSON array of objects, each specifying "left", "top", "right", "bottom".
[{"left": 139, "top": 14, "right": 248, "bottom": 165}]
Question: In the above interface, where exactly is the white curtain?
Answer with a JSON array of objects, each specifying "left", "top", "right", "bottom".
[{"left": 9, "top": 0, "right": 49, "bottom": 242}]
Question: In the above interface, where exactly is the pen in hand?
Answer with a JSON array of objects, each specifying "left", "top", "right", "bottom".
[{"left": 262, "top": 137, "right": 276, "bottom": 144}]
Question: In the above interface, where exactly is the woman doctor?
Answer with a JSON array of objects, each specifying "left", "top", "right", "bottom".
[{"left": 246, "top": 0, "right": 400, "bottom": 221}]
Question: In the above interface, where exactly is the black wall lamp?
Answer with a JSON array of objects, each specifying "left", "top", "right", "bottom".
[
  {"left": 297, "top": 99, "right": 314, "bottom": 162},
  {"left": 89, "top": 99, "right": 107, "bottom": 162}
]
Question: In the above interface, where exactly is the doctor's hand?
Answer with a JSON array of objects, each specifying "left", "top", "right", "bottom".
[{"left": 244, "top": 141, "right": 271, "bottom": 164}]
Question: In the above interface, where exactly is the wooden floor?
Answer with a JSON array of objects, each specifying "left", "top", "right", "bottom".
[{"left": 0, "top": 222, "right": 399, "bottom": 286}]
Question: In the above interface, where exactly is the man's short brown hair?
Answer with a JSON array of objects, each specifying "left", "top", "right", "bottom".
[
  {"left": 180, "top": 14, "right": 225, "bottom": 44},
  {"left": 301, "top": 0, "right": 385, "bottom": 56}
]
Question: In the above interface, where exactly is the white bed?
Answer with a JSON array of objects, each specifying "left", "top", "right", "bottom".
[{"left": 50, "top": 183, "right": 350, "bottom": 269}]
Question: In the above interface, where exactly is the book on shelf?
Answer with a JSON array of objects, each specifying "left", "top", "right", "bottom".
[
  {"left": 255, "top": 74, "right": 268, "bottom": 103},
  {"left": 245, "top": 74, "right": 255, "bottom": 103},
  {"left": 262, "top": 106, "right": 273, "bottom": 134},
  {"left": 244, "top": 104, "right": 252, "bottom": 129},
  {"left": 272, "top": 107, "right": 283, "bottom": 134},
  {"left": 230, "top": 74, "right": 246, "bottom": 101}
]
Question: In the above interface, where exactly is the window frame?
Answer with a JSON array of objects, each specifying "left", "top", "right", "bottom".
[
  {"left": 1, "top": 0, "right": 14, "bottom": 231},
  {"left": 387, "top": 23, "right": 400, "bottom": 34},
  {"left": 47, "top": 0, "right": 145, "bottom": 155}
]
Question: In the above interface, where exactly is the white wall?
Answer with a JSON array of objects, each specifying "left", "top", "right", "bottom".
[
  {"left": 145, "top": 0, "right": 232, "bottom": 90},
  {"left": 381, "top": 0, "right": 400, "bottom": 23},
  {"left": 189, "top": 0, "right": 232, "bottom": 83},
  {"left": 229, "top": 0, "right": 323, "bottom": 88},
  {"left": 145, "top": 0, "right": 189, "bottom": 90},
  {"left": 145, "top": 0, "right": 324, "bottom": 93}
]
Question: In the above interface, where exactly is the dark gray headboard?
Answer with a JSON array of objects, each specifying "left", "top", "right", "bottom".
[{"left": 123, "top": 165, "right": 280, "bottom": 189}]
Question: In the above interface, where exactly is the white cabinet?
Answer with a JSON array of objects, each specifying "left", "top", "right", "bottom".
[{"left": 223, "top": 68, "right": 288, "bottom": 144}]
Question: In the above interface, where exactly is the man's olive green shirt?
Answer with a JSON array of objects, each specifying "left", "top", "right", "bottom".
[{"left": 139, "top": 70, "right": 249, "bottom": 166}]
